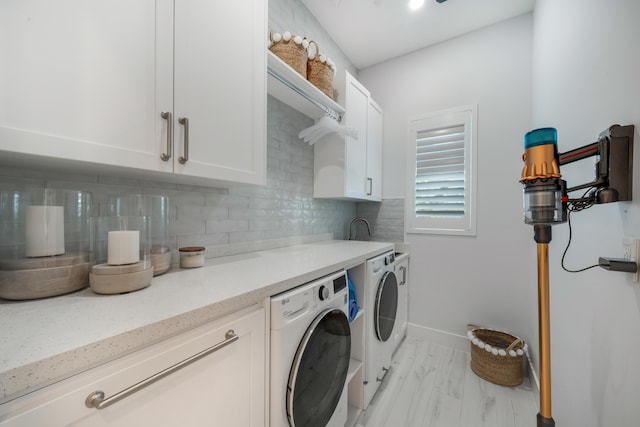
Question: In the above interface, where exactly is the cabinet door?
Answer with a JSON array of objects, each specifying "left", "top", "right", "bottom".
[
  {"left": 173, "top": 0, "right": 266, "bottom": 185},
  {"left": 367, "top": 99, "right": 383, "bottom": 201},
  {"left": 0, "top": 307, "right": 266, "bottom": 427},
  {"left": 343, "top": 73, "right": 369, "bottom": 199},
  {"left": 0, "top": 0, "right": 173, "bottom": 172}
]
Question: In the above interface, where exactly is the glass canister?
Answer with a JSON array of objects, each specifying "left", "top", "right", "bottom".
[
  {"left": 0, "top": 188, "right": 92, "bottom": 300},
  {"left": 89, "top": 216, "right": 152, "bottom": 294},
  {"left": 107, "top": 194, "right": 171, "bottom": 275}
]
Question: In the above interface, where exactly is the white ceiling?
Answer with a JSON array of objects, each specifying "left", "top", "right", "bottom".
[{"left": 301, "top": 0, "right": 535, "bottom": 69}]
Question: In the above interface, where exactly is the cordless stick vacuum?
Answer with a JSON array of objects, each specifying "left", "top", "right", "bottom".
[
  {"left": 520, "top": 125, "right": 635, "bottom": 427},
  {"left": 521, "top": 128, "right": 564, "bottom": 426}
]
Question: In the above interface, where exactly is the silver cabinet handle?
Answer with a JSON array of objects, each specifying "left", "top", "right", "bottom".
[
  {"left": 85, "top": 329, "right": 238, "bottom": 410},
  {"left": 376, "top": 366, "right": 390, "bottom": 382},
  {"left": 367, "top": 177, "right": 373, "bottom": 196},
  {"left": 160, "top": 112, "right": 172, "bottom": 161},
  {"left": 178, "top": 117, "right": 189, "bottom": 164},
  {"left": 400, "top": 266, "right": 407, "bottom": 286}
]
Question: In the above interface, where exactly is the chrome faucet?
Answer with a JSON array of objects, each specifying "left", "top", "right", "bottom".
[{"left": 348, "top": 217, "right": 372, "bottom": 240}]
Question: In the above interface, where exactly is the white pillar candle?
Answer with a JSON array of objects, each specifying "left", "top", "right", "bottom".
[
  {"left": 25, "top": 206, "right": 65, "bottom": 257},
  {"left": 107, "top": 230, "right": 140, "bottom": 265}
]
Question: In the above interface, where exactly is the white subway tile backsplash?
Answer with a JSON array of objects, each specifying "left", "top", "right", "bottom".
[
  {"left": 205, "top": 193, "right": 249, "bottom": 209},
  {"left": 249, "top": 218, "right": 281, "bottom": 232},
  {"left": 230, "top": 230, "right": 269, "bottom": 244},
  {"left": 355, "top": 199, "right": 405, "bottom": 243},
  {"left": 177, "top": 205, "right": 228, "bottom": 221},
  {"left": 177, "top": 232, "right": 229, "bottom": 249},
  {"left": 206, "top": 219, "right": 249, "bottom": 233},
  {"left": 228, "top": 208, "right": 276, "bottom": 220}
]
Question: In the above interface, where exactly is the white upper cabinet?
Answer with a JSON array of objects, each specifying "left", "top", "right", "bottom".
[
  {"left": 171, "top": 0, "right": 266, "bottom": 185},
  {"left": 343, "top": 75, "right": 369, "bottom": 199},
  {"left": 0, "top": 0, "right": 170, "bottom": 171},
  {"left": 0, "top": 0, "right": 266, "bottom": 186},
  {"left": 314, "top": 71, "right": 382, "bottom": 201},
  {"left": 367, "top": 98, "right": 383, "bottom": 200}
]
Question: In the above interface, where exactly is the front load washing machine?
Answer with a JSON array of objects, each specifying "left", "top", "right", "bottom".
[
  {"left": 270, "top": 270, "right": 351, "bottom": 427},
  {"left": 364, "top": 250, "right": 398, "bottom": 408}
]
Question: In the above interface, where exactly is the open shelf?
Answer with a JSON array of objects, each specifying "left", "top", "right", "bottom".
[
  {"left": 345, "top": 263, "right": 366, "bottom": 426},
  {"left": 346, "top": 404, "right": 362, "bottom": 427},
  {"left": 351, "top": 308, "right": 363, "bottom": 323},
  {"left": 346, "top": 357, "right": 362, "bottom": 384},
  {"left": 267, "top": 51, "right": 345, "bottom": 120}
]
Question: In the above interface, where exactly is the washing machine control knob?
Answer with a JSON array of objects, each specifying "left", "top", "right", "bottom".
[
  {"left": 384, "top": 253, "right": 395, "bottom": 265},
  {"left": 318, "top": 285, "right": 329, "bottom": 301}
]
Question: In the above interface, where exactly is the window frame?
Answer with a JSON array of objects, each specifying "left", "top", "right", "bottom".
[{"left": 405, "top": 104, "right": 478, "bottom": 236}]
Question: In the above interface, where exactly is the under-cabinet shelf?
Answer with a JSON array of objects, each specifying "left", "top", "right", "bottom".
[{"left": 267, "top": 50, "right": 345, "bottom": 120}]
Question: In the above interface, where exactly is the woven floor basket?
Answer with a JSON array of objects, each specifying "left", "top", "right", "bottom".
[
  {"left": 270, "top": 33, "right": 307, "bottom": 78},
  {"left": 307, "top": 41, "right": 334, "bottom": 99},
  {"left": 469, "top": 327, "right": 524, "bottom": 387}
]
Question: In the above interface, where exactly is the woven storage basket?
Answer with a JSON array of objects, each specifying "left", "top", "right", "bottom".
[
  {"left": 468, "top": 325, "right": 525, "bottom": 387},
  {"left": 307, "top": 41, "right": 335, "bottom": 99},
  {"left": 269, "top": 32, "right": 308, "bottom": 78}
]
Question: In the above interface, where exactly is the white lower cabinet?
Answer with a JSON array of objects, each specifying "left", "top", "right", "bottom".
[{"left": 0, "top": 306, "right": 265, "bottom": 427}]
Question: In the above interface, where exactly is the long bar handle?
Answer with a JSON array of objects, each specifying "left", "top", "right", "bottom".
[
  {"left": 160, "top": 112, "right": 172, "bottom": 161},
  {"left": 178, "top": 117, "right": 189, "bottom": 164},
  {"left": 85, "top": 330, "right": 238, "bottom": 410},
  {"left": 367, "top": 177, "right": 373, "bottom": 196}
]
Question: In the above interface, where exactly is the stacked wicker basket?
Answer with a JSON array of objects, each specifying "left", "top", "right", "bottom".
[
  {"left": 467, "top": 325, "right": 527, "bottom": 387},
  {"left": 269, "top": 31, "right": 336, "bottom": 100}
]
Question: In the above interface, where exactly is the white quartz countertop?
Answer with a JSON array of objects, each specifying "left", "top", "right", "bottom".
[{"left": 0, "top": 239, "right": 395, "bottom": 401}]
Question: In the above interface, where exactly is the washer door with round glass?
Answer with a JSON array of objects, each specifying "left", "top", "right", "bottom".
[
  {"left": 286, "top": 308, "right": 351, "bottom": 427},
  {"left": 374, "top": 270, "right": 398, "bottom": 342}
]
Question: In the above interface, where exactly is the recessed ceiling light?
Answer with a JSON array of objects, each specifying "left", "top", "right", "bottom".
[{"left": 408, "top": 0, "right": 425, "bottom": 11}]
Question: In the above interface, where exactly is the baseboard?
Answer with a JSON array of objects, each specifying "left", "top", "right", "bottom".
[
  {"left": 525, "top": 348, "right": 541, "bottom": 396},
  {"left": 406, "top": 323, "right": 470, "bottom": 352}
]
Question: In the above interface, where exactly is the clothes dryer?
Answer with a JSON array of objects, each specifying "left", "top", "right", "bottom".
[
  {"left": 270, "top": 270, "right": 351, "bottom": 427},
  {"left": 363, "top": 250, "right": 398, "bottom": 408},
  {"left": 391, "top": 253, "right": 409, "bottom": 353}
]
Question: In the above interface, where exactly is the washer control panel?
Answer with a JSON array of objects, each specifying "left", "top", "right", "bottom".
[{"left": 271, "top": 270, "right": 348, "bottom": 327}]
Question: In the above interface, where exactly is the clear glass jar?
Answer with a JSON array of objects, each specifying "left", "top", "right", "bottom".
[
  {"left": 0, "top": 188, "right": 92, "bottom": 300},
  {"left": 89, "top": 216, "right": 153, "bottom": 294},
  {"left": 107, "top": 194, "right": 171, "bottom": 275},
  {"left": 90, "top": 216, "right": 151, "bottom": 266}
]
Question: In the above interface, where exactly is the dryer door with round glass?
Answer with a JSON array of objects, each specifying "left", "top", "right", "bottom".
[
  {"left": 287, "top": 308, "right": 351, "bottom": 427},
  {"left": 374, "top": 270, "right": 398, "bottom": 342}
]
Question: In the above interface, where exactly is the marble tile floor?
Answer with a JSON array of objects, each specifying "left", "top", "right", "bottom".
[{"left": 356, "top": 336, "right": 538, "bottom": 427}]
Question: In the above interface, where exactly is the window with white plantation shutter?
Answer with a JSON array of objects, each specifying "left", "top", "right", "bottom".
[
  {"left": 406, "top": 105, "right": 477, "bottom": 235},
  {"left": 415, "top": 125, "right": 465, "bottom": 218}
]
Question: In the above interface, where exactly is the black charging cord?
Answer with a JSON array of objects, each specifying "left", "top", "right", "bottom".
[{"left": 561, "top": 188, "right": 599, "bottom": 273}]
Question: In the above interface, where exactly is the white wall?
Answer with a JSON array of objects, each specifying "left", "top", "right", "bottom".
[
  {"left": 533, "top": 1, "right": 640, "bottom": 426},
  {"left": 359, "top": 14, "right": 537, "bottom": 352}
]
